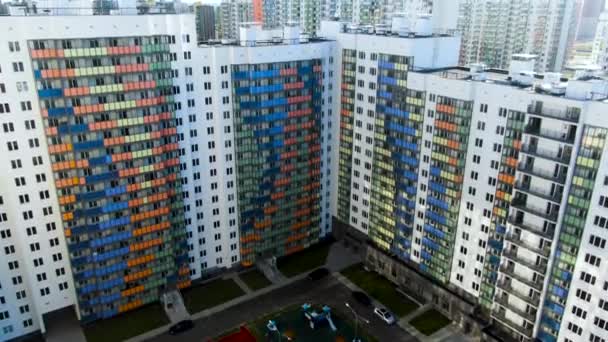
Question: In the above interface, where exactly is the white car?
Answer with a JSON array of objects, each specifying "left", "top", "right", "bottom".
[{"left": 374, "top": 307, "right": 395, "bottom": 325}]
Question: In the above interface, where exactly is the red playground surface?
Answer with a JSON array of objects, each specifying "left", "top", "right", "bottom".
[{"left": 214, "top": 326, "right": 257, "bottom": 342}]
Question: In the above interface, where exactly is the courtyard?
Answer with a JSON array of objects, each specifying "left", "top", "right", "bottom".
[{"left": 239, "top": 304, "right": 377, "bottom": 342}]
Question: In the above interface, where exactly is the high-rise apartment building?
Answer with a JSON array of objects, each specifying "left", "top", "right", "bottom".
[
  {"left": 0, "top": 12, "right": 337, "bottom": 341},
  {"left": 196, "top": 24, "right": 336, "bottom": 268},
  {"left": 0, "top": 14, "right": 195, "bottom": 339},
  {"left": 254, "top": 0, "right": 322, "bottom": 35},
  {"left": 321, "top": 0, "right": 434, "bottom": 26},
  {"left": 331, "top": 17, "right": 608, "bottom": 341},
  {"left": 219, "top": 0, "right": 253, "bottom": 39},
  {"left": 592, "top": 11, "right": 608, "bottom": 70},
  {"left": 575, "top": 0, "right": 606, "bottom": 41},
  {"left": 195, "top": 4, "right": 217, "bottom": 42},
  {"left": 457, "top": 0, "right": 578, "bottom": 73}
]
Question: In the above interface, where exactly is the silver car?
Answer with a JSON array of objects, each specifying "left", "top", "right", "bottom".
[{"left": 374, "top": 307, "right": 395, "bottom": 325}]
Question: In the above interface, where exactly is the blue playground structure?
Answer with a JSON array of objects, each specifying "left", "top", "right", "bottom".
[{"left": 301, "top": 303, "right": 337, "bottom": 331}]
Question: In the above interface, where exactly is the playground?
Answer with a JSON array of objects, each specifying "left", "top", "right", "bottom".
[{"left": 246, "top": 304, "right": 377, "bottom": 342}]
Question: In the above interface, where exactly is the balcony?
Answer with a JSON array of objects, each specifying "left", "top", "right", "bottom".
[
  {"left": 507, "top": 215, "right": 555, "bottom": 240},
  {"left": 505, "top": 232, "right": 551, "bottom": 257},
  {"left": 494, "top": 295, "right": 537, "bottom": 323},
  {"left": 511, "top": 198, "right": 559, "bottom": 222},
  {"left": 524, "top": 125, "right": 576, "bottom": 144},
  {"left": 502, "top": 248, "right": 548, "bottom": 274},
  {"left": 496, "top": 279, "right": 541, "bottom": 306},
  {"left": 527, "top": 103, "right": 580, "bottom": 123},
  {"left": 517, "top": 163, "right": 567, "bottom": 184},
  {"left": 493, "top": 309, "right": 534, "bottom": 338},
  {"left": 520, "top": 144, "right": 571, "bottom": 165},
  {"left": 499, "top": 263, "right": 544, "bottom": 291},
  {"left": 514, "top": 181, "right": 563, "bottom": 204}
]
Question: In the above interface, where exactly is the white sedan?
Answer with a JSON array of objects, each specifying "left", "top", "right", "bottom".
[{"left": 373, "top": 307, "right": 395, "bottom": 325}]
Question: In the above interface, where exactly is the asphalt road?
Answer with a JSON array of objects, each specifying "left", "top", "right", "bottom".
[{"left": 147, "top": 275, "right": 417, "bottom": 342}]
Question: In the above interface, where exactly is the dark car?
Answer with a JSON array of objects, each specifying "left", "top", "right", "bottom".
[
  {"left": 168, "top": 319, "right": 194, "bottom": 335},
  {"left": 351, "top": 291, "right": 372, "bottom": 306},
  {"left": 307, "top": 267, "right": 330, "bottom": 281}
]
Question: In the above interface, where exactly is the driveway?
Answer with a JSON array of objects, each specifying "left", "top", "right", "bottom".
[{"left": 146, "top": 275, "right": 417, "bottom": 342}]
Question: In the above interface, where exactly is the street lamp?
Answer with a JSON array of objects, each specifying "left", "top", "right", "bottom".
[{"left": 345, "top": 302, "right": 369, "bottom": 342}]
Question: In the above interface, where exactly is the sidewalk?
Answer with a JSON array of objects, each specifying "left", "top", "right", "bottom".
[
  {"left": 334, "top": 269, "right": 466, "bottom": 342},
  {"left": 126, "top": 242, "right": 359, "bottom": 342},
  {"left": 229, "top": 272, "right": 253, "bottom": 294},
  {"left": 126, "top": 272, "right": 309, "bottom": 342}
]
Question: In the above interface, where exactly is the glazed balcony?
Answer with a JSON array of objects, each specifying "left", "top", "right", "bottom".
[
  {"left": 505, "top": 232, "right": 551, "bottom": 257},
  {"left": 496, "top": 279, "right": 541, "bottom": 306},
  {"left": 507, "top": 215, "right": 555, "bottom": 240},
  {"left": 493, "top": 309, "right": 534, "bottom": 338},
  {"left": 524, "top": 125, "right": 576, "bottom": 144},
  {"left": 517, "top": 163, "right": 567, "bottom": 184},
  {"left": 499, "top": 263, "right": 544, "bottom": 291},
  {"left": 527, "top": 103, "right": 580, "bottom": 123},
  {"left": 511, "top": 197, "right": 559, "bottom": 222},
  {"left": 494, "top": 294, "right": 537, "bottom": 323},
  {"left": 514, "top": 180, "right": 563, "bottom": 204},
  {"left": 502, "top": 248, "right": 548, "bottom": 274},
  {"left": 520, "top": 144, "right": 571, "bottom": 165}
]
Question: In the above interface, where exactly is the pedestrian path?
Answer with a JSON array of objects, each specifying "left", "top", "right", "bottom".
[
  {"left": 126, "top": 242, "right": 359, "bottom": 342},
  {"left": 126, "top": 272, "right": 309, "bottom": 342},
  {"left": 229, "top": 272, "right": 253, "bottom": 294}
]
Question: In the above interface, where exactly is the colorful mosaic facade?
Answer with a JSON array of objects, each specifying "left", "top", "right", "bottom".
[
  {"left": 421, "top": 96, "right": 472, "bottom": 282},
  {"left": 337, "top": 49, "right": 356, "bottom": 224},
  {"left": 539, "top": 126, "right": 607, "bottom": 341},
  {"left": 369, "top": 54, "right": 421, "bottom": 257},
  {"left": 29, "top": 36, "right": 190, "bottom": 322},
  {"left": 480, "top": 110, "right": 525, "bottom": 309},
  {"left": 232, "top": 60, "right": 323, "bottom": 266}
]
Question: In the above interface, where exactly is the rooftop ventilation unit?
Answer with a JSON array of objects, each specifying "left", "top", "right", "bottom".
[{"left": 468, "top": 63, "right": 487, "bottom": 81}]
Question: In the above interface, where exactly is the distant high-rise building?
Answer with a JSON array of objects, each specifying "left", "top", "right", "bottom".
[
  {"left": 591, "top": 11, "right": 608, "bottom": 69},
  {"left": 575, "top": 0, "right": 606, "bottom": 40},
  {"left": 457, "top": 0, "right": 578, "bottom": 72},
  {"left": 219, "top": 0, "right": 253, "bottom": 39},
  {"left": 256, "top": 0, "right": 322, "bottom": 35},
  {"left": 195, "top": 3, "right": 216, "bottom": 41},
  {"left": 321, "top": 0, "right": 433, "bottom": 26}
]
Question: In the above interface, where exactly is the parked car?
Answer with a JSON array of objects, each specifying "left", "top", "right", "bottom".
[
  {"left": 373, "top": 307, "right": 395, "bottom": 325},
  {"left": 352, "top": 291, "right": 372, "bottom": 306},
  {"left": 307, "top": 267, "right": 330, "bottom": 281},
  {"left": 168, "top": 319, "right": 194, "bottom": 335}
]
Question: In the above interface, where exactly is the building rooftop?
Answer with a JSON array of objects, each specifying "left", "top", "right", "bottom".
[
  {"left": 198, "top": 36, "right": 332, "bottom": 48},
  {"left": 415, "top": 65, "right": 608, "bottom": 102}
]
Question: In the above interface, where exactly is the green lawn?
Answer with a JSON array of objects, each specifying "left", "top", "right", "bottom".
[
  {"left": 239, "top": 269, "right": 272, "bottom": 291},
  {"left": 409, "top": 309, "right": 451, "bottom": 335},
  {"left": 182, "top": 278, "right": 245, "bottom": 313},
  {"left": 83, "top": 303, "right": 169, "bottom": 342},
  {"left": 341, "top": 264, "right": 419, "bottom": 317},
  {"left": 277, "top": 241, "right": 332, "bottom": 277}
]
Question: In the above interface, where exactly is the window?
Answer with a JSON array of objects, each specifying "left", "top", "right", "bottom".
[
  {"left": 580, "top": 271, "right": 596, "bottom": 285},
  {"left": 571, "top": 305, "right": 587, "bottom": 319},
  {"left": 584, "top": 253, "right": 601, "bottom": 267},
  {"left": 12, "top": 62, "right": 24, "bottom": 72},
  {"left": 575, "top": 288, "right": 591, "bottom": 302},
  {"left": 590, "top": 234, "right": 606, "bottom": 248}
]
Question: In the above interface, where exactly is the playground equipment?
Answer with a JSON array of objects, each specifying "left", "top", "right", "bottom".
[{"left": 301, "top": 303, "right": 337, "bottom": 331}]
